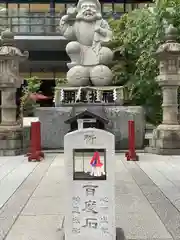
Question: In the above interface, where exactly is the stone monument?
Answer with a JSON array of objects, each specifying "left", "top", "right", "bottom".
[
  {"left": 0, "top": 29, "right": 29, "bottom": 156},
  {"left": 35, "top": 0, "right": 145, "bottom": 150},
  {"left": 148, "top": 24, "right": 180, "bottom": 154},
  {"left": 64, "top": 127, "right": 116, "bottom": 240},
  {"left": 59, "top": 0, "right": 113, "bottom": 86}
]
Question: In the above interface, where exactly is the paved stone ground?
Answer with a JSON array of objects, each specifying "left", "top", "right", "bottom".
[{"left": 0, "top": 153, "right": 180, "bottom": 240}]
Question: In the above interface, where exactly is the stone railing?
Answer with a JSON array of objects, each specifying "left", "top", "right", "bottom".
[{"left": 54, "top": 86, "right": 124, "bottom": 106}]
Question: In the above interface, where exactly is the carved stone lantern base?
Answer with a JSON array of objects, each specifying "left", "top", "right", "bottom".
[
  {"left": 0, "top": 125, "right": 24, "bottom": 156},
  {"left": 146, "top": 124, "right": 180, "bottom": 155}
]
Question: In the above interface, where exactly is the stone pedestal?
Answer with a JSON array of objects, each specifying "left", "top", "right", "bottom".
[
  {"left": 54, "top": 86, "right": 125, "bottom": 106},
  {"left": 0, "top": 29, "right": 28, "bottom": 156},
  {"left": 150, "top": 124, "right": 180, "bottom": 155},
  {"left": 148, "top": 25, "right": 180, "bottom": 155},
  {"left": 0, "top": 126, "right": 23, "bottom": 156},
  {"left": 35, "top": 105, "right": 145, "bottom": 150}
]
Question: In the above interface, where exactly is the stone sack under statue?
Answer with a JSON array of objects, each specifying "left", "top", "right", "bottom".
[{"left": 59, "top": 0, "right": 114, "bottom": 87}]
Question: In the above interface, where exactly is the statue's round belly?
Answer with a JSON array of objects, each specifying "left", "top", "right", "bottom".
[
  {"left": 75, "top": 29, "right": 94, "bottom": 46},
  {"left": 77, "top": 37, "right": 93, "bottom": 46}
]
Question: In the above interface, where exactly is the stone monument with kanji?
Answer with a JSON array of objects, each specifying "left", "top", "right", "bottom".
[{"left": 64, "top": 126, "right": 116, "bottom": 240}]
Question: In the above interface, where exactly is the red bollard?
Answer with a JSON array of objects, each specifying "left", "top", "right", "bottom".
[
  {"left": 27, "top": 121, "right": 44, "bottom": 162},
  {"left": 125, "top": 120, "right": 139, "bottom": 161}
]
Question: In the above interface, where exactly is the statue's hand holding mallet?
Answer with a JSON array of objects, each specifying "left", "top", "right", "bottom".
[
  {"left": 66, "top": 7, "right": 77, "bottom": 20},
  {"left": 62, "top": 7, "right": 77, "bottom": 22}
]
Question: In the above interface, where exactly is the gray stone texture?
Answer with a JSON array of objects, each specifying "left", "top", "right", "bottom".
[
  {"left": 0, "top": 159, "right": 38, "bottom": 209},
  {"left": 115, "top": 155, "right": 172, "bottom": 240},
  {"left": 0, "top": 154, "right": 56, "bottom": 240},
  {"left": 0, "top": 29, "right": 28, "bottom": 156},
  {"left": 4, "top": 215, "right": 64, "bottom": 240},
  {"left": 59, "top": 0, "right": 113, "bottom": 86},
  {"left": 22, "top": 126, "right": 30, "bottom": 154},
  {"left": 64, "top": 128, "right": 116, "bottom": 240},
  {"left": 122, "top": 153, "right": 180, "bottom": 240},
  {"left": 54, "top": 86, "right": 124, "bottom": 106},
  {"left": 0, "top": 126, "right": 31, "bottom": 156},
  {"left": 0, "top": 128, "right": 23, "bottom": 156},
  {"left": 105, "top": 106, "right": 145, "bottom": 149},
  {"left": 35, "top": 107, "right": 72, "bottom": 149},
  {"left": 0, "top": 153, "right": 178, "bottom": 240},
  {"left": 35, "top": 105, "right": 145, "bottom": 150},
  {"left": 150, "top": 25, "right": 180, "bottom": 154},
  {"left": 22, "top": 197, "right": 64, "bottom": 216}
]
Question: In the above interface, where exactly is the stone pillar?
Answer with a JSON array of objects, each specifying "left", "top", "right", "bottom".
[
  {"left": 0, "top": 29, "right": 28, "bottom": 156},
  {"left": 149, "top": 24, "right": 180, "bottom": 155},
  {"left": 162, "top": 86, "right": 179, "bottom": 125},
  {"left": 1, "top": 88, "right": 17, "bottom": 125}
]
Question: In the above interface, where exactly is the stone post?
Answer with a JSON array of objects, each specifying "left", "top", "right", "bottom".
[
  {"left": 150, "top": 24, "right": 180, "bottom": 154},
  {"left": 0, "top": 29, "right": 28, "bottom": 156},
  {"left": 1, "top": 88, "right": 17, "bottom": 125}
]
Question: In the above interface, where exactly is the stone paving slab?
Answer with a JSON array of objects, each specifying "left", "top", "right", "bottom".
[
  {"left": 4, "top": 215, "right": 64, "bottom": 240},
  {"left": 3, "top": 154, "right": 65, "bottom": 240},
  {"left": 3, "top": 154, "right": 172, "bottom": 240},
  {"left": 22, "top": 155, "right": 65, "bottom": 217},
  {"left": 32, "top": 182, "right": 63, "bottom": 198},
  {"left": 115, "top": 157, "right": 172, "bottom": 240},
  {"left": 0, "top": 154, "right": 56, "bottom": 240},
  {"left": 1, "top": 153, "right": 180, "bottom": 240},
  {"left": 0, "top": 156, "right": 38, "bottom": 209},
  {"left": 0, "top": 157, "right": 11, "bottom": 168},
  {"left": 121, "top": 153, "right": 180, "bottom": 240},
  {"left": 135, "top": 154, "right": 180, "bottom": 208},
  {"left": 21, "top": 197, "right": 65, "bottom": 216},
  {"left": 0, "top": 156, "right": 24, "bottom": 181}
]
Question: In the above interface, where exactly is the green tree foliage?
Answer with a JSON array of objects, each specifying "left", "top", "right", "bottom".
[
  {"left": 20, "top": 76, "right": 41, "bottom": 117},
  {"left": 108, "top": 0, "right": 180, "bottom": 124}
]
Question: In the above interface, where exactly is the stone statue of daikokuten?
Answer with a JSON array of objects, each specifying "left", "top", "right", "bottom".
[{"left": 59, "top": 0, "right": 114, "bottom": 86}]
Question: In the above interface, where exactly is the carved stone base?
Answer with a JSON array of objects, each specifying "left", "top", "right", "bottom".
[
  {"left": 35, "top": 105, "right": 145, "bottom": 150},
  {"left": 54, "top": 86, "right": 125, "bottom": 106},
  {"left": 58, "top": 227, "right": 125, "bottom": 240},
  {"left": 0, "top": 125, "right": 24, "bottom": 156},
  {"left": 146, "top": 124, "right": 180, "bottom": 155}
]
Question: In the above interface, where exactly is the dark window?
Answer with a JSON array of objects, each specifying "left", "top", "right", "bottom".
[
  {"left": 39, "top": 79, "right": 55, "bottom": 107},
  {"left": 71, "top": 121, "right": 78, "bottom": 132},
  {"left": 28, "top": 51, "right": 69, "bottom": 61}
]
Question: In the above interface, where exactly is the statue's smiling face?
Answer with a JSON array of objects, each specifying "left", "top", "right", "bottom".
[
  {"left": 76, "top": 2, "right": 101, "bottom": 21},
  {"left": 81, "top": 3, "right": 96, "bottom": 19}
]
